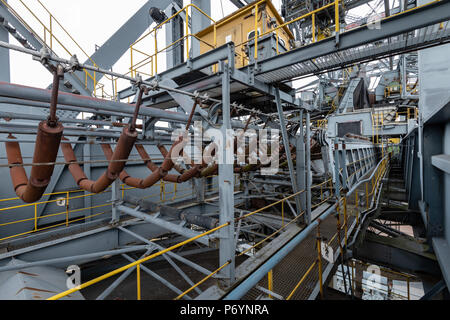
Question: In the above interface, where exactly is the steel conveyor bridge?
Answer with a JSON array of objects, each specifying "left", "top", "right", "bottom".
[{"left": 0, "top": 0, "right": 449, "bottom": 301}]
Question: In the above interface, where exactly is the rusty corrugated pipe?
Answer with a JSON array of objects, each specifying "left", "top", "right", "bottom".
[
  {"left": 5, "top": 65, "right": 65, "bottom": 204},
  {"left": 48, "top": 65, "right": 65, "bottom": 127},
  {"left": 100, "top": 137, "right": 188, "bottom": 189},
  {"left": 135, "top": 144, "right": 160, "bottom": 172},
  {"left": 61, "top": 127, "right": 137, "bottom": 193},
  {"left": 157, "top": 144, "right": 185, "bottom": 174},
  {"left": 129, "top": 88, "right": 144, "bottom": 132},
  {"left": 6, "top": 121, "right": 63, "bottom": 203}
]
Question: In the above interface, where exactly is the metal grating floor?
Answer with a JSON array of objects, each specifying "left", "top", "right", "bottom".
[
  {"left": 243, "top": 212, "right": 354, "bottom": 300},
  {"left": 240, "top": 167, "right": 379, "bottom": 300},
  {"left": 256, "top": 22, "right": 450, "bottom": 84}
]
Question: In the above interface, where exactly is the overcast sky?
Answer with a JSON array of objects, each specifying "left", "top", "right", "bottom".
[
  {"left": 7, "top": 0, "right": 282, "bottom": 90},
  {"left": 5, "top": 0, "right": 375, "bottom": 97}
]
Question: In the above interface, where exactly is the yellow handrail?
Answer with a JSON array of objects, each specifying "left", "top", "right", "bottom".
[
  {"left": 0, "top": 0, "right": 114, "bottom": 98},
  {"left": 46, "top": 155, "right": 390, "bottom": 300}
]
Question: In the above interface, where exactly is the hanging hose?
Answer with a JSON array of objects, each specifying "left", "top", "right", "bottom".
[
  {"left": 5, "top": 65, "right": 65, "bottom": 203},
  {"left": 60, "top": 87, "right": 147, "bottom": 193},
  {"left": 61, "top": 126, "right": 138, "bottom": 193},
  {"left": 100, "top": 137, "right": 185, "bottom": 189},
  {"left": 103, "top": 100, "right": 204, "bottom": 189}
]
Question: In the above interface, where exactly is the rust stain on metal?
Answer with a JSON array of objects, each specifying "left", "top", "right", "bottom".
[
  {"left": 17, "top": 271, "right": 39, "bottom": 277},
  {"left": 16, "top": 287, "right": 56, "bottom": 295}
]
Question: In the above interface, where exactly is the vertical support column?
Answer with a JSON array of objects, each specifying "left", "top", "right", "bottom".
[
  {"left": 191, "top": 0, "right": 211, "bottom": 58},
  {"left": 218, "top": 61, "right": 235, "bottom": 286},
  {"left": 194, "top": 178, "right": 205, "bottom": 202},
  {"left": 243, "top": 177, "right": 250, "bottom": 209},
  {"left": 84, "top": 142, "right": 92, "bottom": 221},
  {"left": 333, "top": 138, "right": 341, "bottom": 197},
  {"left": 305, "top": 112, "right": 312, "bottom": 225},
  {"left": 110, "top": 113, "right": 120, "bottom": 223},
  {"left": 111, "top": 180, "right": 120, "bottom": 223},
  {"left": 275, "top": 88, "right": 302, "bottom": 219},
  {"left": 165, "top": 0, "right": 184, "bottom": 69},
  {"left": 0, "top": 1, "right": 10, "bottom": 83},
  {"left": 339, "top": 143, "right": 348, "bottom": 190},
  {"left": 296, "top": 110, "right": 306, "bottom": 214}
]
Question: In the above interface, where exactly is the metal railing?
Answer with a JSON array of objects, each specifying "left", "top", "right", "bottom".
[
  {"left": 0, "top": 175, "right": 223, "bottom": 242},
  {"left": 128, "top": 0, "right": 341, "bottom": 77},
  {"left": 0, "top": 187, "right": 112, "bottom": 242},
  {"left": 46, "top": 167, "right": 379, "bottom": 300},
  {"left": 283, "top": 155, "right": 390, "bottom": 300},
  {"left": 129, "top": 3, "right": 216, "bottom": 78},
  {"left": 0, "top": 0, "right": 115, "bottom": 99}
]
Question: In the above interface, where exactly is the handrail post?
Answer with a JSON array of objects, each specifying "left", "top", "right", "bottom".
[
  {"left": 407, "top": 276, "right": 410, "bottom": 300},
  {"left": 312, "top": 13, "right": 316, "bottom": 43},
  {"left": 185, "top": 6, "right": 189, "bottom": 61},
  {"left": 173, "top": 182, "right": 178, "bottom": 201},
  {"left": 343, "top": 197, "right": 348, "bottom": 246},
  {"left": 49, "top": 15, "right": 53, "bottom": 50},
  {"left": 365, "top": 182, "right": 369, "bottom": 209},
  {"left": 281, "top": 199, "right": 285, "bottom": 227},
  {"left": 254, "top": 3, "right": 259, "bottom": 61},
  {"left": 268, "top": 270, "right": 273, "bottom": 299},
  {"left": 154, "top": 34, "right": 158, "bottom": 75},
  {"left": 130, "top": 47, "right": 134, "bottom": 78},
  {"left": 335, "top": 0, "right": 340, "bottom": 44},
  {"left": 137, "top": 264, "right": 141, "bottom": 300},
  {"left": 316, "top": 223, "right": 324, "bottom": 299},
  {"left": 34, "top": 203, "right": 37, "bottom": 231},
  {"left": 65, "top": 191, "right": 69, "bottom": 227}
]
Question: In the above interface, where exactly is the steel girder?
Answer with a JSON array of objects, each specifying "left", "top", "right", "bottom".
[{"left": 251, "top": 0, "right": 450, "bottom": 81}]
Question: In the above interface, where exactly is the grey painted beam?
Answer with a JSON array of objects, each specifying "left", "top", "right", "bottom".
[
  {"left": 229, "top": 0, "right": 248, "bottom": 9},
  {"left": 432, "top": 237, "right": 450, "bottom": 290},
  {"left": 117, "top": 205, "right": 211, "bottom": 246},
  {"left": 80, "top": 0, "right": 173, "bottom": 92},
  {"left": 0, "top": 2, "right": 89, "bottom": 96},
  {"left": 297, "top": 110, "right": 306, "bottom": 212},
  {"left": 254, "top": 0, "right": 450, "bottom": 76},
  {"left": 122, "top": 253, "right": 191, "bottom": 299},
  {"left": 118, "top": 226, "right": 202, "bottom": 294},
  {"left": 431, "top": 154, "right": 450, "bottom": 175},
  {"left": 275, "top": 88, "right": 302, "bottom": 218},
  {"left": 305, "top": 112, "right": 312, "bottom": 224},
  {"left": 118, "top": 44, "right": 231, "bottom": 99},
  {"left": 0, "top": 4, "right": 9, "bottom": 83},
  {"left": 0, "top": 245, "right": 150, "bottom": 272},
  {"left": 0, "top": 82, "right": 191, "bottom": 123},
  {"left": 218, "top": 62, "right": 236, "bottom": 286},
  {"left": 117, "top": 226, "right": 216, "bottom": 278}
]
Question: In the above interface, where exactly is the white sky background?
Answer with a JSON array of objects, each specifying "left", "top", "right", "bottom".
[
  {"left": 6, "top": 0, "right": 374, "bottom": 93},
  {"left": 8, "top": 0, "right": 282, "bottom": 89}
]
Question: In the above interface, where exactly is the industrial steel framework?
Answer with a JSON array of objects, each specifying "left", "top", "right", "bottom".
[{"left": 0, "top": 0, "right": 448, "bottom": 300}]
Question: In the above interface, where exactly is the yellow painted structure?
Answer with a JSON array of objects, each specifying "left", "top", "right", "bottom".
[{"left": 195, "top": 0, "right": 294, "bottom": 69}]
